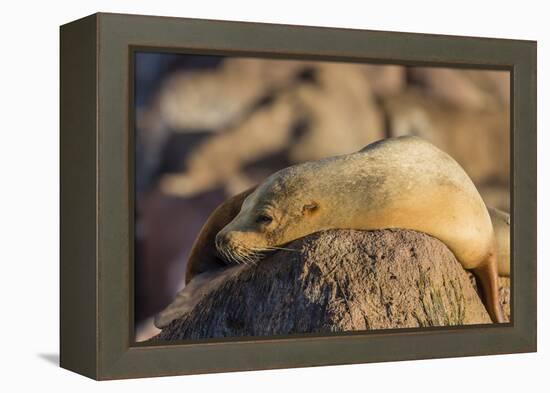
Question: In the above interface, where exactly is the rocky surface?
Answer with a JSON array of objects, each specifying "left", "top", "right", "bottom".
[{"left": 152, "top": 229, "right": 509, "bottom": 342}]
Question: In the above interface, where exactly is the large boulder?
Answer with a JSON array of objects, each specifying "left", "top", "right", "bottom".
[{"left": 153, "top": 229, "right": 509, "bottom": 341}]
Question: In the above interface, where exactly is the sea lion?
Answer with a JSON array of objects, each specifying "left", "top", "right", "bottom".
[
  {"left": 184, "top": 187, "right": 257, "bottom": 284},
  {"left": 157, "top": 136, "right": 507, "bottom": 327},
  {"left": 214, "top": 136, "right": 505, "bottom": 323},
  {"left": 488, "top": 206, "right": 511, "bottom": 277},
  {"left": 183, "top": 190, "right": 511, "bottom": 285}
]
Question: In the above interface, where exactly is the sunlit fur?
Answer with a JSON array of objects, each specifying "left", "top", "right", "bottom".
[{"left": 215, "top": 136, "right": 495, "bottom": 272}]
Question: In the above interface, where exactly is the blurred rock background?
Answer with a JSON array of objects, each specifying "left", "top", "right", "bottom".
[{"left": 133, "top": 52, "right": 510, "bottom": 341}]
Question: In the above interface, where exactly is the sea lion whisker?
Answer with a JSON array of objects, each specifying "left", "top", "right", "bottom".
[
  {"left": 229, "top": 249, "right": 242, "bottom": 265},
  {"left": 235, "top": 246, "right": 255, "bottom": 266},
  {"left": 218, "top": 246, "right": 232, "bottom": 264},
  {"left": 245, "top": 249, "right": 261, "bottom": 264},
  {"left": 237, "top": 253, "right": 250, "bottom": 266},
  {"left": 224, "top": 251, "right": 237, "bottom": 265},
  {"left": 265, "top": 246, "right": 298, "bottom": 252},
  {"left": 225, "top": 247, "right": 243, "bottom": 265},
  {"left": 249, "top": 246, "right": 298, "bottom": 253},
  {"left": 241, "top": 248, "right": 262, "bottom": 265}
]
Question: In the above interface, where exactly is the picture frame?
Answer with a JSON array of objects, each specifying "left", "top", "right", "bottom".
[{"left": 60, "top": 12, "right": 537, "bottom": 380}]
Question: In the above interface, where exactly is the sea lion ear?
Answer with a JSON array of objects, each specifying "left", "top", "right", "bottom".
[{"left": 302, "top": 201, "right": 319, "bottom": 215}]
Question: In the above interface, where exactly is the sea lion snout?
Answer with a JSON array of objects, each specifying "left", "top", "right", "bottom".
[
  {"left": 215, "top": 230, "right": 239, "bottom": 257},
  {"left": 215, "top": 227, "right": 267, "bottom": 265},
  {"left": 214, "top": 230, "right": 239, "bottom": 265},
  {"left": 214, "top": 230, "right": 231, "bottom": 251}
]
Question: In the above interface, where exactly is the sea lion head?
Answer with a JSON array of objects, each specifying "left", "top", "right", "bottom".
[{"left": 215, "top": 167, "right": 323, "bottom": 265}]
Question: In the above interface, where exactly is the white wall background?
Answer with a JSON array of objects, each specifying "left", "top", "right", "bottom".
[{"left": 0, "top": 0, "right": 546, "bottom": 391}]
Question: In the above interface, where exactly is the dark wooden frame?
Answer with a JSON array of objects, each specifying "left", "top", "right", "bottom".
[{"left": 60, "top": 12, "right": 537, "bottom": 380}]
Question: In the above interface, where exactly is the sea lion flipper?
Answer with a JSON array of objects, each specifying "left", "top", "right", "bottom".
[
  {"left": 155, "top": 267, "right": 245, "bottom": 328},
  {"left": 487, "top": 206, "right": 510, "bottom": 277},
  {"left": 473, "top": 250, "right": 505, "bottom": 323},
  {"left": 185, "top": 186, "right": 257, "bottom": 284}
]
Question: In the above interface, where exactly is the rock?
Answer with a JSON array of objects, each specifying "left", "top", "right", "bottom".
[
  {"left": 408, "top": 68, "right": 509, "bottom": 111},
  {"left": 157, "top": 58, "right": 311, "bottom": 131},
  {"left": 152, "top": 229, "right": 503, "bottom": 342},
  {"left": 160, "top": 61, "right": 386, "bottom": 197},
  {"left": 287, "top": 62, "right": 385, "bottom": 162},
  {"left": 159, "top": 91, "right": 302, "bottom": 197},
  {"left": 383, "top": 89, "right": 510, "bottom": 189},
  {"left": 498, "top": 277, "right": 511, "bottom": 321},
  {"left": 362, "top": 64, "right": 407, "bottom": 97}
]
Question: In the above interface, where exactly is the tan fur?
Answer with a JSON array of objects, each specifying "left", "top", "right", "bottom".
[
  {"left": 488, "top": 206, "right": 510, "bottom": 277},
  {"left": 216, "top": 136, "right": 504, "bottom": 322},
  {"left": 219, "top": 136, "right": 493, "bottom": 267}
]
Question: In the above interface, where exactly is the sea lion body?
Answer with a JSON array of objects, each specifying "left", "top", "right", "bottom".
[
  {"left": 219, "top": 136, "right": 493, "bottom": 270},
  {"left": 488, "top": 206, "right": 510, "bottom": 277},
  {"left": 159, "top": 136, "right": 506, "bottom": 327},
  {"left": 216, "top": 136, "right": 504, "bottom": 323}
]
